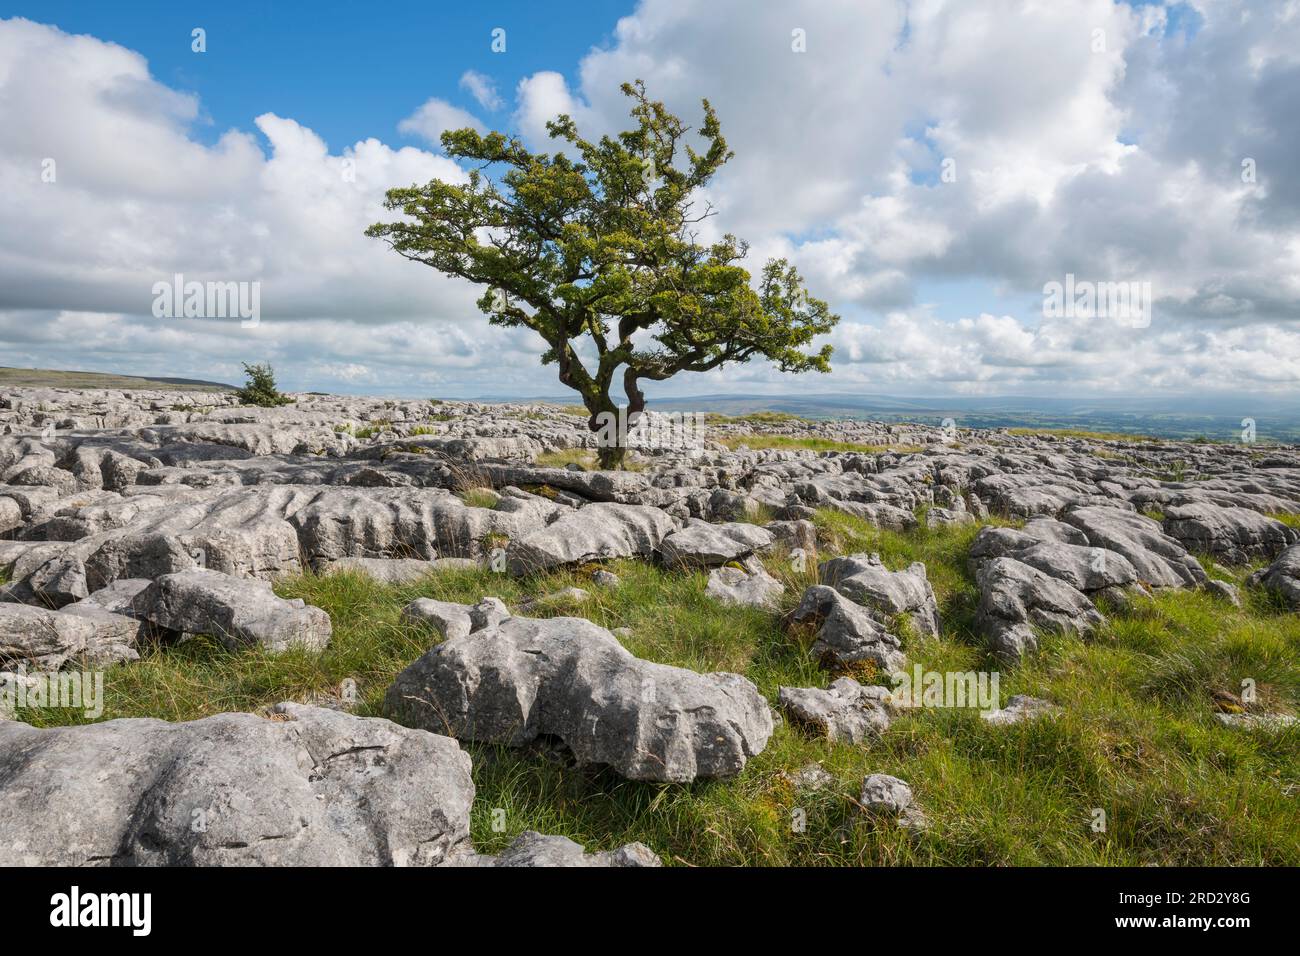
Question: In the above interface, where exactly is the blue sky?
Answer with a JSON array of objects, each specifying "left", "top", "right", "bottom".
[
  {"left": 3, "top": 0, "right": 630, "bottom": 150},
  {"left": 1, "top": 1, "right": 1297, "bottom": 404}
]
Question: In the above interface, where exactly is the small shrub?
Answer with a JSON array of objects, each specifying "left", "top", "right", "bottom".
[{"left": 236, "top": 362, "right": 292, "bottom": 407}]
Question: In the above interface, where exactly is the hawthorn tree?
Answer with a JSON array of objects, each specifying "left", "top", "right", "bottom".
[{"left": 367, "top": 80, "right": 839, "bottom": 468}]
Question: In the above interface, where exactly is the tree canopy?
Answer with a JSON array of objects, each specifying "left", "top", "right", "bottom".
[{"left": 367, "top": 80, "right": 839, "bottom": 467}]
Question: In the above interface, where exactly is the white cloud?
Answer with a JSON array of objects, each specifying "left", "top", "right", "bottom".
[
  {"left": 3, "top": 4, "right": 1300, "bottom": 400},
  {"left": 397, "top": 97, "right": 484, "bottom": 145},
  {"left": 459, "top": 69, "right": 504, "bottom": 111}
]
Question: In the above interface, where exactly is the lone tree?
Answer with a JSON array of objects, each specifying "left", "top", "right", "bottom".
[{"left": 367, "top": 81, "right": 839, "bottom": 468}]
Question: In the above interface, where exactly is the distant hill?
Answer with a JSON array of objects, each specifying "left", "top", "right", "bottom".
[
  {"left": 0, "top": 367, "right": 235, "bottom": 391},
  {"left": 486, "top": 390, "right": 1299, "bottom": 444}
]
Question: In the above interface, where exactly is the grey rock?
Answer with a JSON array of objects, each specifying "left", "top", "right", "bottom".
[
  {"left": 926, "top": 506, "right": 975, "bottom": 528},
  {"left": 591, "top": 569, "right": 620, "bottom": 589},
  {"left": 781, "top": 763, "right": 836, "bottom": 791},
  {"left": 788, "top": 584, "right": 904, "bottom": 671},
  {"left": 134, "top": 570, "right": 332, "bottom": 653},
  {"left": 778, "top": 677, "right": 894, "bottom": 744},
  {"left": 1248, "top": 543, "right": 1300, "bottom": 608},
  {"left": 0, "top": 670, "right": 41, "bottom": 720},
  {"left": 0, "top": 604, "right": 97, "bottom": 669},
  {"left": 1215, "top": 712, "right": 1297, "bottom": 730},
  {"left": 385, "top": 615, "right": 772, "bottom": 782},
  {"left": 1162, "top": 502, "right": 1297, "bottom": 564},
  {"left": 763, "top": 518, "right": 817, "bottom": 553},
  {"left": 1005, "top": 541, "right": 1139, "bottom": 593},
  {"left": 659, "top": 520, "right": 774, "bottom": 569},
  {"left": 981, "top": 694, "right": 1062, "bottom": 725},
  {"left": 859, "top": 773, "right": 914, "bottom": 814},
  {"left": 819, "top": 553, "right": 940, "bottom": 637},
  {"left": 1203, "top": 579, "right": 1242, "bottom": 607},
  {"left": 469, "top": 597, "right": 510, "bottom": 632},
  {"left": 705, "top": 557, "right": 785, "bottom": 610},
  {"left": 0, "top": 496, "right": 21, "bottom": 534},
  {"left": 401, "top": 598, "right": 476, "bottom": 641},
  {"left": 321, "top": 557, "right": 439, "bottom": 584},
  {"left": 57, "top": 605, "right": 141, "bottom": 664},
  {"left": 975, "top": 557, "right": 1103, "bottom": 661},
  {"left": 0, "top": 702, "right": 474, "bottom": 865},
  {"left": 506, "top": 502, "right": 678, "bottom": 575},
  {"left": 76, "top": 578, "right": 153, "bottom": 615},
  {"left": 860, "top": 773, "right": 930, "bottom": 830},
  {"left": 1062, "top": 506, "right": 1207, "bottom": 588},
  {"left": 451, "top": 831, "right": 662, "bottom": 868}
]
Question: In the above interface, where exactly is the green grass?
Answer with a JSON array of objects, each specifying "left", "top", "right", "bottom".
[
  {"left": 705, "top": 411, "right": 805, "bottom": 425},
  {"left": 0, "top": 366, "right": 234, "bottom": 390},
  {"left": 458, "top": 487, "right": 501, "bottom": 509},
  {"left": 1270, "top": 512, "right": 1300, "bottom": 531},
  {"left": 1007, "top": 427, "right": 1154, "bottom": 443},
  {"left": 719, "top": 434, "right": 924, "bottom": 455},
  {"left": 14, "top": 511, "right": 1299, "bottom": 865},
  {"left": 534, "top": 448, "right": 597, "bottom": 469},
  {"left": 532, "top": 447, "right": 647, "bottom": 472}
]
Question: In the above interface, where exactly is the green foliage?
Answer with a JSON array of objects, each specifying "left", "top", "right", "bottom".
[
  {"left": 235, "top": 362, "right": 291, "bottom": 407},
  {"left": 367, "top": 80, "right": 840, "bottom": 465}
]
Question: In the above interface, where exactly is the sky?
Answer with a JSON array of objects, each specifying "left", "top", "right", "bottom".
[{"left": 1, "top": 0, "right": 1298, "bottom": 401}]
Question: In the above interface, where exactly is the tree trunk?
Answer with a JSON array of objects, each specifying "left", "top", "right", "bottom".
[
  {"left": 586, "top": 396, "right": 625, "bottom": 470},
  {"left": 596, "top": 443, "right": 627, "bottom": 470}
]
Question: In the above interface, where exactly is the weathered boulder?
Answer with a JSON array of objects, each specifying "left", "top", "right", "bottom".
[
  {"left": 0, "top": 604, "right": 98, "bottom": 669},
  {"left": 76, "top": 577, "right": 153, "bottom": 615},
  {"left": 995, "top": 539, "right": 1138, "bottom": 594},
  {"left": 778, "top": 677, "right": 894, "bottom": 744},
  {"left": 401, "top": 598, "right": 476, "bottom": 640},
  {"left": 787, "top": 584, "right": 904, "bottom": 671},
  {"left": 819, "top": 553, "right": 940, "bottom": 637},
  {"left": 780, "top": 763, "right": 836, "bottom": 791},
  {"left": 658, "top": 521, "right": 773, "bottom": 569},
  {"left": 0, "top": 702, "right": 475, "bottom": 865},
  {"left": 1061, "top": 506, "right": 1207, "bottom": 588},
  {"left": 56, "top": 605, "right": 141, "bottom": 664},
  {"left": 1215, "top": 712, "right": 1297, "bottom": 730},
  {"left": 0, "top": 496, "right": 21, "bottom": 534},
  {"left": 705, "top": 556, "right": 785, "bottom": 610},
  {"left": 763, "top": 518, "right": 817, "bottom": 554},
  {"left": 975, "top": 557, "right": 1103, "bottom": 661},
  {"left": 469, "top": 597, "right": 510, "bottom": 632},
  {"left": 860, "top": 773, "right": 929, "bottom": 829},
  {"left": 288, "top": 487, "right": 527, "bottom": 564},
  {"left": 1247, "top": 543, "right": 1300, "bottom": 608},
  {"left": 1162, "top": 502, "right": 1297, "bottom": 564},
  {"left": 506, "top": 502, "right": 678, "bottom": 575},
  {"left": 385, "top": 615, "right": 772, "bottom": 782},
  {"left": 133, "top": 570, "right": 331, "bottom": 653}
]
